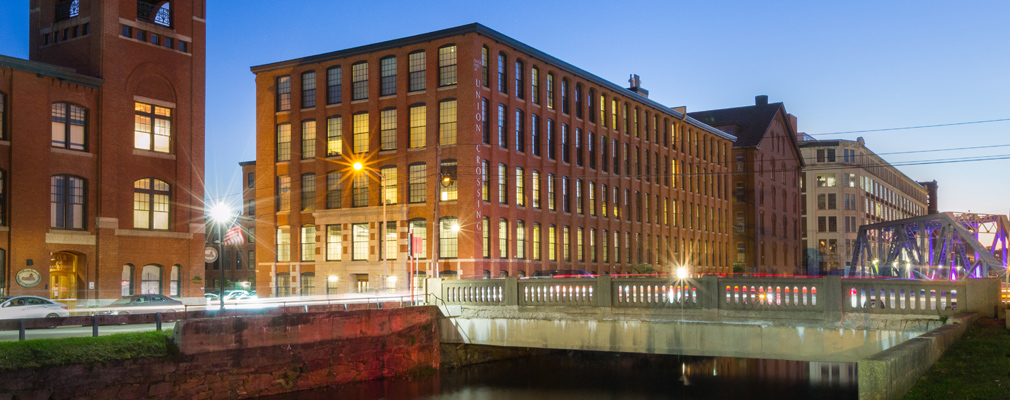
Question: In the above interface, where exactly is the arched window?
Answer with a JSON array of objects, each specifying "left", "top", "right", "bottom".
[
  {"left": 587, "top": 89, "right": 596, "bottom": 123},
  {"left": 51, "top": 175, "right": 86, "bottom": 229},
  {"left": 52, "top": 102, "right": 86, "bottom": 151},
  {"left": 134, "top": 178, "right": 170, "bottom": 230},
  {"left": 122, "top": 264, "right": 134, "bottom": 296},
  {"left": 438, "top": 45, "right": 457, "bottom": 87},
  {"left": 137, "top": 1, "right": 172, "bottom": 27},
  {"left": 574, "top": 83, "right": 583, "bottom": 119},
  {"left": 496, "top": 52, "right": 507, "bottom": 93},
  {"left": 514, "top": 59, "right": 524, "bottom": 99},
  {"left": 141, "top": 264, "right": 162, "bottom": 294},
  {"left": 561, "top": 78, "right": 569, "bottom": 114}
]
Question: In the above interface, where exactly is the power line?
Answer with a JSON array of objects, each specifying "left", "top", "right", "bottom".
[{"left": 811, "top": 118, "right": 1010, "bottom": 136}]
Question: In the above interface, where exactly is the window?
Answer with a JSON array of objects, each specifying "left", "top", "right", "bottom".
[
  {"left": 516, "top": 167, "right": 525, "bottom": 207},
  {"left": 531, "top": 67, "right": 540, "bottom": 104},
  {"left": 277, "top": 76, "right": 291, "bottom": 111},
  {"left": 170, "top": 265, "right": 180, "bottom": 297},
  {"left": 351, "top": 62, "right": 368, "bottom": 100},
  {"left": 301, "top": 173, "right": 315, "bottom": 212},
  {"left": 133, "top": 178, "right": 169, "bottom": 230},
  {"left": 301, "top": 71, "right": 316, "bottom": 108},
  {"left": 588, "top": 132, "right": 595, "bottom": 169},
  {"left": 409, "top": 219, "right": 427, "bottom": 258},
  {"left": 409, "top": 104, "right": 426, "bottom": 148},
  {"left": 577, "top": 228, "right": 584, "bottom": 262},
  {"left": 498, "top": 163, "right": 507, "bottom": 204},
  {"left": 612, "top": 99, "right": 619, "bottom": 130},
  {"left": 326, "top": 172, "right": 342, "bottom": 209},
  {"left": 440, "top": 160, "right": 457, "bottom": 201},
  {"left": 301, "top": 225, "right": 316, "bottom": 262},
  {"left": 532, "top": 171, "right": 540, "bottom": 208},
  {"left": 440, "top": 217, "right": 459, "bottom": 258},
  {"left": 533, "top": 223, "right": 542, "bottom": 260},
  {"left": 575, "top": 128, "right": 583, "bottom": 166},
  {"left": 137, "top": 0, "right": 171, "bottom": 26},
  {"left": 380, "top": 108, "right": 397, "bottom": 150},
  {"left": 51, "top": 175, "right": 85, "bottom": 229},
  {"left": 276, "top": 123, "right": 291, "bottom": 161},
  {"left": 0, "top": 93, "right": 5, "bottom": 140},
  {"left": 602, "top": 230, "right": 609, "bottom": 262},
  {"left": 55, "top": 0, "right": 80, "bottom": 21},
  {"left": 575, "top": 84, "right": 583, "bottom": 119},
  {"left": 352, "top": 223, "right": 368, "bottom": 260},
  {"left": 353, "top": 112, "right": 368, "bottom": 153},
  {"left": 497, "top": 53, "right": 507, "bottom": 93},
  {"left": 547, "top": 119, "right": 556, "bottom": 160},
  {"left": 516, "top": 220, "right": 526, "bottom": 259},
  {"left": 384, "top": 221, "right": 397, "bottom": 260},
  {"left": 275, "top": 273, "right": 290, "bottom": 297},
  {"left": 482, "top": 217, "right": 491, "bottom": 258},
  {"left": 601, "top": 136, "right": 608, "bottom": 171},
  {"left": 326, "top": 225, "right": 342, "bottom": 261},
  {"left": 499, "top": 219, "right": 509, "bottom": 258},
  {"left": 408, "top": 51, "right": 426, "bottom": 92},
  {"left": 548, "top": 225, "right": 557, "bottom": 261},
  {"left": 562, "top": 124, "right": 570, "bottom": 163},
  {"left": 277, "top": 176, "right": 291, "bottom": 212},
  {"left": 141, "top": 265, "right": 162, "bottom": 294},
  {"left": 380, "top": 56, "right": 396, "bottom": 96},
  {"left": 326, "top": 67, "right": 342, "bottom": 105},
  {"left": 481, "top": 160, "right": 490, "bottom": 201},
  {"left": 438, "top": 45, "right": 457, "bottom": 86},
  {"left": 481, "top": 46, "right": 490, "bottom": 87},
  {"left": 301, "top": 120, "right": 315, "bottom": 159},
  {"left": 562, "top": 177, "right": 570, "bottom": 213},
  {"left": 561, "top": 78, "right": 569, "bottom": 114},
  {"left": 277, "top": 227, "right": 291, "bottom": 261},
  {"left": 497, "top": 103, "right": 507, "bottom": 147},
  {"left": 382, "top": 165, "right": 397, "bottom": 205},
  {"left": 326, "top": 116, "right": 342, "bottom": 156},
  {"left": 547, "top": 174, "right": 555, "bottom": 211},
  {"left": 300, "top": 272, "right": 315, "bottom": 296},
  {"left": 546, "top": 73, "right": 555, "bottom": 109},
  {"left": 52, "top": 102, "right": 87, "bottom": 151},
  {"left": 352, "top": 174, "right": 368, "bottom": 207},
  {"left": 515, "top": 109, "right": 524, "bottom": 152},
  {"left": 408, "top": 162, "right": 428, "bottom": 202},
  {"left": 576, "top": 180, "right": 583, "bottom": 214},
  {"left": 531, "top": 114, "right": 540, "bottom": 156},
  {"left": 515, "top": 60, "right": 525, "bottom": 99},
  {"left": 623, "top": 103, "right": 630, "bottom": 134},
  {"left": 439, "top": 99, "right": 457, "bottom": 145}
]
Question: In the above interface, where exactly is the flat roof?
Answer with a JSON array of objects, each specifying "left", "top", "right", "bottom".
[{"left": 0, "top": 55, "right": 104, "bottom": 88}]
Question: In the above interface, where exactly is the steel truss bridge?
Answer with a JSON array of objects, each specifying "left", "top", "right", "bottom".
[{"left": 850, "top": 212, "right": 1009, "bottom": 280}]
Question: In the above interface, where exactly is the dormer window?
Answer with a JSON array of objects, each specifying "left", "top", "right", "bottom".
[
  {"left": 137, "top": 1, "right": 172, "bottom": 28},
  {"left": 55, "top": 0, "right": 80, "bottom": 22}
]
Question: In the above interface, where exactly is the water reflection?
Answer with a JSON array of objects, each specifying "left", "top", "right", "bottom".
[{"left": 258, "top": 352, "right": 856, "bottom": 400}]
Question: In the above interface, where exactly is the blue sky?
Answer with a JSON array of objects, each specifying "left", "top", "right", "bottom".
[{"left": 2, "top": 0, "right": 1008, "bottom": 215}]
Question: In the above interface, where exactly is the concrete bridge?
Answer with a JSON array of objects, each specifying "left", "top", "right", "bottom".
[{"left": 426, "top": 275, "right": 1000, "bottom": 363}]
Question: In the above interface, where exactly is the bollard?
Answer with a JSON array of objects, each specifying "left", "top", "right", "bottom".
[
  {"left": 304, "top": 305, "right": 308, "bottom": 313},
  {"left": 18, "top": 319, "right": 25, "bottom": 341},
  {"left": 155, "top": 312, "right": 163, "bottom": 331},
  {"left": 92, "top": 315, "right": 99, "bottom": 337},
  {"left": 343, "top": 303, "right": 348, "bottom": 311}
]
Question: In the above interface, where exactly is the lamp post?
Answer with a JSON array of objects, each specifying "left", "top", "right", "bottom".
[
  {"left": 209, "top": 202, "right": 235, "bottom": 311},
  {"left": 352, "top": 162, "right": 391, "bottom": 292}
]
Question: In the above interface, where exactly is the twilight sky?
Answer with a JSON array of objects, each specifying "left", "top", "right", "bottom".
[{"left": 2, "top": 0, "right": 1008, "bottom": 216}]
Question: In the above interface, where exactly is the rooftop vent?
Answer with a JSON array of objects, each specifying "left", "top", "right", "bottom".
[
  {"left": 628, "top": 74, "right": 649, "bottom": 98},
  {"left": 755, "top": 95, "right": 768, "bottom": 106}
]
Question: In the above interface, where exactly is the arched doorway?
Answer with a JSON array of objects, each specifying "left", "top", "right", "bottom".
[{"left": 50, "top": 252, "right": 79, "bottom": 306}]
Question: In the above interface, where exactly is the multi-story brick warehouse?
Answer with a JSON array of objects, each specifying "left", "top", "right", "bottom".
[
  {"left": 250, "top": 23, "right": 735, "bottom": 296},
  {"left": 690, "top": 96, "right": 805, "bottom": 275},
  {"left": 798, "top": 137, "right": 929, "bottom": 274},
  {"left": 0, "top": 0, "right": 206, "bottom": 306}
]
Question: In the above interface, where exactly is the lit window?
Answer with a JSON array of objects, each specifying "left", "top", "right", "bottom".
[
  {"left": 326, "top": 225, "right": 342, "bottom": 261},
  {"left": 276, "top": 123, "right": 291, "bottom": 161},
  {"left": 440, "top": 217, "right": 459, "bottom": 258},
  {"left": 276, "top": 176, "right": 290, "bottom": 211},
  {"left": 409, "top": 104, "right": 426, "bottom": 148},
  {"left": 438, "top": 45, "right": 457, "bottom": 87},
  {"left": 498, "top": 163, "right": 507, "bottom": 204},
  {"left": 441, "top": 160, "right": 458, "bottom": 201},
  {"left": 133, "top": 178, "right": 170, "bottom": 230},
  {"left": 439, "top": 99, "right": 457, "bottom": 145},
  {"left": 133, "top": 101, "right": 171, "bottom": 153},
  {"left": 352, "top": 174, "right": 368, "bottom": 207},
  {"left": 276, "top": 227, "right": 291, "bottom": 262},
  {"left": 381, "top": 165, "right": 397, "bottom": 205},
  {"left": 301, "top": 120, "right": 315, "bottom": 159},
  {"left": 352, "top": 223, "right": 368, "bottom": 260},
  {"left": 515, "top": 167, "right": 525, "bottom": 207},
  {"left": 352, "top": 112, "right": 368, "bottom": 154},
  {"left": 408, "top": 163, "right": 426, "bottom": 203},
  {"left": 301, "top": 225, "right": 316, "bottom": 262},
  {"left": 326, "top": 116, "right": 342, "bottom": 156},
  {"left": 499, "top": 219, "right": 509, "bottom": 258},
  {"left": 516, "top": 220, "right": 526, "bottom": 259},
  {"left": 276, "top": 76, "right": 291, "bottom": 111}
]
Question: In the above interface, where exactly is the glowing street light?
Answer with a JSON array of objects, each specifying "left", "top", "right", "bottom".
[
  {"left": 351, "top": 161, "right": 392, "bottom": 292},
  {"left": 208, "top": 201, "right": 236, "bottom": 311}
]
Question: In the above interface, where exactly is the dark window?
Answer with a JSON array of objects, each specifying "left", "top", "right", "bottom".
[
  {"left": 326, "top": 66, "right": 342, "bottom": 104},
  {"left": 301, "top": 71, "right": 316, "bottom": 108},
  {"left": 515, "top": 109, "right": 524, "bottom": 153},
  {"left": 497, "top": 53, "right": 507, "bottom": 93},
  {"left": 276, "top": 76, "right": 291, "bottom": 111},
  {"left": 0, "top": 92, "right": 5, "bottom": 140},
  {"left": 408, "top": 51, "right": 425, "bottom": 92},
  {"left": 51, "top": 102, "right": 87, "bottom": 151},
  {"left": 178, "top": 41, "right": 188, "bottom": 53},
  {"left": 531, "top": 114, "right": 540, "bottom": 157},
  {"left": 547, "top": 119, "right": 556, "bottom": 160},
  {"left": 55, "top": 0, "right": 79, "bottom": 21},
  {"left": 575, "top": 83, "right": 583, "bottom": 119},
  {"left": 561, "top": 78, "right": 570, "bottom": 114},
  {"left": 82, "top": 23, "right": 89, "bottom": 35},
  {"left": 164, "top": 37, "right": 173, "bottom": 49},
  {"left": 481, "top": 98, "right": 490, "bottom": 144},
  {"left": 326, "top": 172, "right": 342, "bottom": 209},
  {"left": 137, "top": 30, "right": 146, "bottom": 42},
  {"left": 497, "top": 104, "right": 507, "bottom": 148},
  {"left": 380, "top": 56, "right": 396, "bottom": 96},
  {"left": 51, "top": 175, "right": 86, "bottom": 229},
  {"left": 137, "top": 0, "right": 172, "bottom": 28},
  {"left": 515, "top": 60, "right": 524, "bottom": 99},
  {"left": 351, "top": 62, "right": 368, "bottom": 101},
  {"left": 0, "top": 170, "right": 5, "bottom": 226}
]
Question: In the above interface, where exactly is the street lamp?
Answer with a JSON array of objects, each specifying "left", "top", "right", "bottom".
[
  {"left": 352, "top": 162, "right": 392, "bottom": 292},
  {"left": 209, "top": 202, "right": 236, "bottom": 311}
]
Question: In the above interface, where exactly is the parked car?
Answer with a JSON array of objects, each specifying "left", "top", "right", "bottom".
[
  {"left": 0, "top": 296, "right": 70, "bottom": 320},
  {"left": 529, "top": 270, "right": 595, "bottom": 279},
  {"left": 100, "top": 294, "right": 183, "bottom": 315}
]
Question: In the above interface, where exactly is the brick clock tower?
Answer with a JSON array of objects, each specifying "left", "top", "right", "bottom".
[{"left": 0, "top": 0, "right": 206, "bottom": 306}]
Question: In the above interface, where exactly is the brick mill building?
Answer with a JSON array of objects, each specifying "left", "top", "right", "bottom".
[
  {"left": 250, "top": 23, "right": 735, "bottom": 297},
  {"left": 690, "top": 97, "right": 805, "bottom": 275},
  {"left": 0, "top": 0, "right": 206, "bottom": 306}
]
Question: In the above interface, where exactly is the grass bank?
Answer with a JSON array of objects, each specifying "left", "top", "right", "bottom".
[
  {"left": 0, "top": 330, "right": 173, "bottom": 371},
  {"left": 904, "top": 318, "right": 1010, "bottom": 399}
]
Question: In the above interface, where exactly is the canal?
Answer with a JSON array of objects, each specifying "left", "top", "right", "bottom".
[{"left": 259, "top": 351, "right": 857, "bottom": 399}]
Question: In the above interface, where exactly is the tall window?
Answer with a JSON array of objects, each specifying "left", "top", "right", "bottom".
[
  {"left": 409, "top": 219, "right": 427, "bottom": 258},
  {"left": 133, "top": 178, "right": 169, "bottom": 230},
  {"left": 498, "top": 163, "right": 507, "bottom": 204},
  {"left": 409, "top": 104, "right": 426, "bottom": 148},
  {"left": 352, "top": 223, "right": 368, "bottom": 260},
  {"left": 532, "top": 223, "right": 542, "bottom": 260},
  {"left": 352, "top": 175, "right": 368, "bottom": 207},
  {"left": 531, "top": 67, "right": 540, "bottom": 105},
  {"left": 547, "top": 174, "right": 556, "bottom": 211},
  {"left": 301, "top": 173, "right": 315, "bottom": 212},
  {"left": 380, "top": 108, "right": 397, "bottom": 150},
  {"left": 0, "top": 169, "right": 5, "bottom": 226},
  {"left": 532, "top": 171, "right": 540, "bottom": 208},
  {"left": 515, "top": 60, "right": 524, "bottom": 99},
  {"left": 588, "top": 132, "right": 596, "bottom": 169},
  {"left": 439, "top": 99, "right": 457, "bottom": 145},
  {"left": 546, "top": 73, "right": 555, "bottom": 109},
  {"left": 440, "top": 217, "right": 459, "bottom": 258},
  {"left": 381, "top": 165, "right": 397, "bottom": 204},
  {"left": 326, "top": 225, "right": 342, "bottom": 261},
  {"left": 170, "top": 265, "right": 180, "bottom": 297},
  {"left": 602, "top": 230, "right": 609, "bottom": 262},
  {"left": 300, "top": 272, "right": 315, "bottom": 295},
  {"left": 548, "top": 225, "right": 557, "bottom": 261},
  {"left": 438, "top": 45, "right": 457, "bottom": 86},
  {"left": 497, "top": 104, "right": 507, "bottom": 148},
  {"left": 141, "top": 265, "right": 162, "bottom": 294},
  {"left": 53, "top": 102, "right": 86, "bottom": 151},
  {"left": 380, "top": 56, "right": 396, "bottom": 96},
  {"left": 301, "top": 120, "right": 315, "bottom": 159},
  {"left": 531, "top": 114, "right": 540, "bottom": 156},
  {"left": 600, "top": 95, "right": 607, "bottom": 127},
  {"left": 51, "top": 175, "right": 85, "bottom": 229},
  {"left": 276, "top": 227, "right": 291, "bottom": 262},
  {"left": 384, "top": 221, "right": 397, "bottom": 260},
  {"left": 326, "top": 116, "right": 342, "bottom": 156},
  {"left": 577, "top": 228, "right": 584, "bottom": 262},
  {"left": 0, "top": 93, "right": 5, "bottom": 140},
  {"left": 575, "top": 128, "right": 583, "bottom": 166},
  {"left": 351, "top": 62, "right": 368, "bottom": 100},
  {"left": 547, "top": 119, "right": 556, "bottom": 160},
  {"left": 562, "top": 176, "right": 570, "bottom": 213},
  {"left": 134, "top": 102, "right": 171, "bottom": 153},
  {"left": 516, "top": 220, "right": 526, "bottom": 259},
  {"left": 497, "top": 53, "right": 507, "bottom": 93},
  {"left": 515, "top": 167, "right": 525, "bottom": 207},
  {"left": 276, "top": 123, "right": 291, "bottom": 161},
  {"left": 326, "top": 172, "right": 342, "bottom": 209},
  {"left": 440, "top": 160, "right": 457, "bottom": 201},
  {"left": 408, "top": 51, "right": 426, "bottom": 92},
  {"left": 498, "top": 219, "right": 509, "bottom": 258},
  {"left": 353, "top": 112, "right": 368, "bottom": 153},
  {"left": 481, "top": 159, "right": 490, "bottom": 201},
  {"left": 588, "top": 89, "right": 596, "bottom": 123},
  {"left": 563, "top": 227, "right": 571, "bottom": 261},
  {"left": 326, "top": 66, "right": 341, "bottom": 104},
  {"left": 301, "top": 71, "right": 316, "bottom": 108},
  {"left": 276, "top": 75, "right": 291, "bottom": 111},
  {"left": 561, "top": 78, "right": 569, "bottom": 114},
  {"left": 515, "top": 109, "right": 524, "bottom": 153},
  {"left": 276, "top": 273, "right": 290, "bottom": 297},
  {"left": 301, "top": 225, "right": 316, "bottom": 262},
  {"left": 575, "top": 179, "right": 583, "bottom": 214},
  {"left": 481, "top": 46, "right": 490, "bottom": 87},
  {"left": 561, "top": 124, "right": 569, "bottom": 163},
  {"left": 409, "top": 163, "right": 426, "bottom": 203},
  {"left": 575, "top": 83, "right": 583, "bottom": 119},
  {"left": 277, "top": 176, "right": 291, "bottom": 211},
  {"left": 482, "top": 217, "right": 490, "bottom": 258}
]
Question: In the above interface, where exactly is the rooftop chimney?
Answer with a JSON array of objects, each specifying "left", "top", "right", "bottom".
[
  {"left": 628, "top": 74, "right": 649, "bottom": 98},
  {"left": 755, "top": 95, "right": 768, "bottom": 106}
]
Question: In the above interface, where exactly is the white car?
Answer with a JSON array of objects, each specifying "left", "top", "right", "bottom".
[{"left": 0, "top": 296, "right": 70, "bottom": 320}]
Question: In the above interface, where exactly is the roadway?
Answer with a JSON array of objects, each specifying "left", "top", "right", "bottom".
[{"left": 0, "top": 322, "right": 175, "bottom": 342}]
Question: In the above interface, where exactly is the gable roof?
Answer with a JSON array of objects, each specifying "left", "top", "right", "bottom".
[{"left": 688, "top": 102, "right": 784, "bottom": 148}]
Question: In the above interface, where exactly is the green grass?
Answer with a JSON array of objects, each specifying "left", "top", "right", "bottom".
[
  {"left": 0, "top": 330, "right": 174, "bottom": 371},
  {"left": 904, "top": 318, "right": 1010, "bottom": 399}
]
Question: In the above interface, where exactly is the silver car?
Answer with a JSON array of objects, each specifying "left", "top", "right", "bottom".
[{"left": 0, "top": 296, "right": 70, "bottom": 320}]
